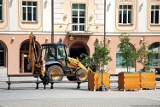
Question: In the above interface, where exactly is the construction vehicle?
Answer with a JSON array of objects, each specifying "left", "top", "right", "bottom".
[{"left": 28, "top": 33, "right": 89, "bottom": 85}]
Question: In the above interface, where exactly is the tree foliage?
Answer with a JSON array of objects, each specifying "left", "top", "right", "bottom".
[
  {"left": 119, "top": 33, "right": 136, "bottom": 72},
  {"left": 136, "top": 41, "right": 154, "bottom": 72},
  {"left": 84, "top": 41, "right": 112, "bottom": 72}
]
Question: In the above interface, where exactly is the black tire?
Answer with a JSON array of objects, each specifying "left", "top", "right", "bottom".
[
  {"left": 76, "top": 69, "right": 88, "bottom": 82},
  {"left": 67, "top": 76, "right": 77, "bottom": 81},
  {"left": 48, "top": 65, "right": 63, "bottom": 81}
]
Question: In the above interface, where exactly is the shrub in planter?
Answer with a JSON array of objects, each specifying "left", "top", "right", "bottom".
[
  {"left": 137, "top": 41, "right": 156, "bottom": 89},
  {"left": 118, "top": 33, "right": 140, "bottom": 91},
  {"left": 84, "top": 40, "right": 112, "bottom": 91}
]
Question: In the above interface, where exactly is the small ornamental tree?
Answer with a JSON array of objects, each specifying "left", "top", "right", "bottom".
[
  {"left": 136, "top": 41, "right": 154, "bottom": 72},
  {"left": 119, "top": 33, "right": 136, "bottom": 72},
  {"left": 84, "top": 40, "right": 112, "bottom": 72}
]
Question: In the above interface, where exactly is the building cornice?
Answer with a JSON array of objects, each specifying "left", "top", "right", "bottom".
[{"left": 0, "top": 31, "right": 159, "bottom": 36}]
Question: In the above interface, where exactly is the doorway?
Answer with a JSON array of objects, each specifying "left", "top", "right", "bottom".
[
  {"left": 69, "top": 42, "right": 89, "bottom": 60},
  {"left": 20, "top": 41, "right": 40, "bottom": 73},
  {"left": 0, "top": 42, "right": 6, "bottom": 66}
]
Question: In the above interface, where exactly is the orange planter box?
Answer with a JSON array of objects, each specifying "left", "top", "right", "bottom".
[
  {"left": 88, "top": 72, "right": 110, "bottom": 91},
  {"left": 118, "top": 73, "right": 140, "bottom": 91},
  {"left": 140, "top": 72, "right": 156, "bottom": 89}
]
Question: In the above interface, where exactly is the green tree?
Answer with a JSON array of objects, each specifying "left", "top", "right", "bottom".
[
  {"left": 136, "top": 41, "right": 154, "bottom": 72},
  {"left": 119, "top": 33, "right": 136, "bottom": 72},
  {"left": 84, "top": 41, "right": 112, "bottom": 72}
]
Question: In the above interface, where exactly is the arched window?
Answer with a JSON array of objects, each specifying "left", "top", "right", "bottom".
[
  {"left": 149, "top": 42, "right": 160, "bottom": 67},
  {"left": 116, "top": 44, "right": 136, "bottom": 73}
]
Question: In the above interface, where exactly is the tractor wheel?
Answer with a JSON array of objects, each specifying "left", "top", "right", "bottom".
[
  {"left": 48, "top": 65, "right": 63, "bottom": 81},
  {"left": 76, "top": 69, "right": 88, "bottom": 82},
  {"left": 67, "top": 76, "right": 76, "bottom": 81}
]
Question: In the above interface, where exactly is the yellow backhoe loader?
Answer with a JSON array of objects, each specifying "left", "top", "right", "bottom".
[{"left": 28, "top": 33, "right": 90, "bottom": 85}]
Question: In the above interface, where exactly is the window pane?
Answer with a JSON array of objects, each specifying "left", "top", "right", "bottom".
[
  {"left": 79, "top": 25, "right": 85, "bottom": 31},
  {"left": 23, "top": 7, "right": 26, "bottom": 20},
  {"left": 119, "top": 11, "right": 122, "bottom": 23},
  {"left": 0, "top": 0, "right": 2, "bottom": 20},
  {"left": 123, "top": 5, "right": 127, "bottom": 9},
  {"left": 119, "top": 5, "right": 122, "bottom": 9},
  {"left": 28, "top": 2, "right": 32, "bottom": 6},
  {"left": 80, "top": 11, "right": 85, "bottom": 16},
  {"left": 72, "top": 11, "right": 78, "bottom": 16},
  {"left": 80, "top": 18, "right": 85, "bottom": 23},
  {"left": 123, "top": 11, "right": 127, "bottom": 23},
  {"left": 79, "top": 4, "right": 85, "bottom": 9},
  {"left": 0, "top": 0, "right": 2, "bottom": 4},
  {"left": 22, "top": 1, "right": 26, "bottom": 5},
  {"left": 128, "top": 5, "right": 132, "bottom": 9},
  {"left": 151, "top": 11, "right": 154, "bottom": 23},
  {"left": 151, "top": 5, "right": 154, "bottom": 9},
  {"left": 128, "top": 11, "right": 131, "bottom": 23},
  {"left": 0, "top": 11, "right": 2, "bottom": 20},
  {"left": 33, "top": 2, "right": 37, "bottom": 6},
  {"left": 155, "top": 11, "right": 159, "bottom": 24},
  {"left": 72, "top": 18, "right": 78, "bottom": 23},
  {"left": 72, "top": 25, "right": 78, "bottom": 31},
  {"left": 155, "top": 5, "right": 159, "bottom": 9},
  {"left": 27, "top": 7, "right": 32, "bottom": 21},
  {"left": 72, "top": 4, "right": 78, "bottom": 9},
  {"left": 33, "top": 8, "right": 36, "bottom": 21}
]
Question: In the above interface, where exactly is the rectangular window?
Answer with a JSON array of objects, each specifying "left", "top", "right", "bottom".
[
  {"left": 72, "top": 4, "right": 85, "bottom": 32},
  {"left": 151, "top": 5, "right": 160, "bottom": 25},
  {"left": 0, "top": 0, "right": 3, "bottom": 21},
  {"left": 119, "top": 5, "right": 132, "bottom": 25},
  {"left": 22, "top": 1, "right": 37, "bottom": 22}
]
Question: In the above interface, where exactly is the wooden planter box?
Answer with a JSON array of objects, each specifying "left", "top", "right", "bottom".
[
  {"left": 140, "top": 72, "right": 156, "bottom": 89},
  {"left": 118, "top": 73, "right": 140, "bottom": 91},
  {"left": 88, "top": 72, "right": 110, "bottom": 91}
]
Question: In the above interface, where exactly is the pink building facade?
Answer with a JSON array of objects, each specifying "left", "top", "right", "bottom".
[{"left": 0, "top": 0, "right": 160, "bottom": 74}]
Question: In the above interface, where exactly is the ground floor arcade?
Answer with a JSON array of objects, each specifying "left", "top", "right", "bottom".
[{"left": 0, "top": 33, "right": 160, "bottom": 74}]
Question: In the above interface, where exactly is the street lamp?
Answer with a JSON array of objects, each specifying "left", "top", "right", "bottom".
[
  {"left": 104, "top": 0, "right": 106, "bottom": 47},
  {"left": 51, "top": 0, "right": 54, "bottom": 43},
  {"left": 98, "top": 0, "right": 107, "bottom": 92}
]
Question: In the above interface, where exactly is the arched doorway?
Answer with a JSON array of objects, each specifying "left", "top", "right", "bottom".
[
  {"left": 69, "top": 42, "right": 89, "bottom": 60},
  {"left": 20, "top": 40, "right": 40, "bottom": 73},
  {"left": 0, "top": 41, "right": 7, "bottom": 67}
]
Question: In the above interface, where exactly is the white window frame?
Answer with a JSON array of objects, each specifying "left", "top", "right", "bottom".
[
  {"left": 0, "top": 0, "right": 3, "bottom": 21},
  {"left": 119, "top": 5, "right": 133, "bottom": 25},
  {"left": 151, "top": 5, "right": 160, "bottom": 25},
  {"left": 72, "top": 4, "right": 86, "bottom": 32},
  {"left": 22, "top": 1, "right": 37, "bottom": 22}
]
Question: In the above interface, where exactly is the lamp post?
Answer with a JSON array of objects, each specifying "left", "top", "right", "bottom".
[
  {"left": 104, "top": 0, "right": 106, "bottom": 47},
  {"left": 51, "top": 0, "right": 54, "bottom": 43},
  {"left": 99, "top": 0, "right": 107, "bottom": 91}
]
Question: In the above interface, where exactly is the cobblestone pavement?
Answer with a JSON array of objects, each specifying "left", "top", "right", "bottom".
[{"left": 0, "top": 67, "right": 160, "bottom": 107}]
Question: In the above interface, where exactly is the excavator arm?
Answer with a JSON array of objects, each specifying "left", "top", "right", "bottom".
[{"left": 28, "top": 33, "right": 42, "bottom": 76}]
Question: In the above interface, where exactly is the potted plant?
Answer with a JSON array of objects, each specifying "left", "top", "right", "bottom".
[
  {"left": 118, "top": 33, "right": 140, "bottom": 91},
  {"left": 84, "top": 40, "right": 112, "bottom": 91},
  {"left": 136, "top": 41, "right": 156, "bottom": 89}
]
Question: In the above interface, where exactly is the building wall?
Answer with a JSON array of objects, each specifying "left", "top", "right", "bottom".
[
  {"left": 0, "top": 0, "right": 160, "bottom": 74},
  {"left": 0, "top": 0, "right": 52, "bottom": 74}
]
